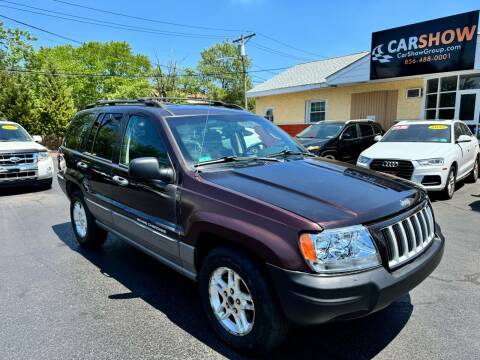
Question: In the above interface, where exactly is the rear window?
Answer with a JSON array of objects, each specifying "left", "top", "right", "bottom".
[{"left": 64, "top": 113, "right": 96, "bottom": 150}]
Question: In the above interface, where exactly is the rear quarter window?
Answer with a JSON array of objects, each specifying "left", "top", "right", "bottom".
[{"left": 64, "top": 113, "right": 96, "bottom": 150}]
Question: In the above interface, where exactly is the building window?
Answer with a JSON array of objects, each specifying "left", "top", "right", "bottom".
[
  {"left": 264, "top": 108, "right": 274, "bottom": 122},
  {"left": 425, "top": 76, "right": 457, "bottom": 120},
  {"left": 307, "top": 100, "right": 326, "bottom": 123}
]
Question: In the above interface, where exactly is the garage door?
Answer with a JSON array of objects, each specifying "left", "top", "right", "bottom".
[{"left": 350, "top": 90, "right": 398, "bottom": 129}]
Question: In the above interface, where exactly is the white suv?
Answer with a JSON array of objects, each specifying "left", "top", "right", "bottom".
[
  {"left": 357, "top": 120, "right": 479, "bottom": 199},
  {"left": 0, "top": 120, "right": 53, "bottom": 189}
]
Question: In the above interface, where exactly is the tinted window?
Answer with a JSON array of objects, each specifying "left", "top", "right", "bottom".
[
  {"left": 120, "top": 115, "right": 168, "bottom": 166},
  {"left": 84, "top": 114, "right": 102, "bottom": 153},
  {"left": 460, "top": 123, "right": 473, "bottom": 136},
  {"left": 359, "top": 124, "right": 374, "bottom": 137},
  {"left": 454, "top": 123, "right": 463, "bottom": 140},
  {"left": 90, "top": 113, "right": 122, "bottom": 160},
  {"left": 372, "top": 123, "right": 383, "bottom": 134},
  {"left": 342, "top": 125, "right": 358, "bottom": 139},
  {"left": 64, "top": 113, "right": 96, "bottom": 150},
  {"left": 382, "top": 124, "right": 451, "bottom": 143},
  {"left": 296, "top": 123, "right": 343, "bottom": 139}
]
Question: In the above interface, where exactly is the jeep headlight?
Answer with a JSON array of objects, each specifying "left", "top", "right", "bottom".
[
  {"left": 37, "top": 151, "right": 49, "bottom": 161},
  {"left": 417, "top": 158, "right": 444, "bottom": 167},
  {"left": 299, "top": 225, "right": 380, "bottom": 273},
  {"left": 357, "top": 155, "right": 371, "bottom": 166}
]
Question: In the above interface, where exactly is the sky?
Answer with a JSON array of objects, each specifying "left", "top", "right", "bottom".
[{"left": 0, "top": 0, "right": 478, "bottom": 85}]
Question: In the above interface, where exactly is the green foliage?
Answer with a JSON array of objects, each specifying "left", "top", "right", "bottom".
[
  {"left": 34, "top": 42, "right": 152, "bottom": 108},
  {"left": 197, "top": 40, "right": 252, "bottom": 106}
]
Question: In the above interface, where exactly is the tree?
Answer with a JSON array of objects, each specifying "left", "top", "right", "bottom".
[
  {"left": 197, "top": 40, "right": 252, "bottom": 106},
  {"left": 34, "top": 68, "right": 76, "bottom": 137},
  {"left": 33, "top": 41, "right": 152, "bottom": 108}
]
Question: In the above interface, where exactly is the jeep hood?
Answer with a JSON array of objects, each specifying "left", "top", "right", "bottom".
[
  {"left": 0, "top": 141, "right": 47, "bottom": 153},
  {"left": 201, "top": 158, "right": 425, "bottom": 228}
]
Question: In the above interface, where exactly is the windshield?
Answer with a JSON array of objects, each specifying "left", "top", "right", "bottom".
[
  {"left": 381, "top": 124, "right": 451, "bottom": 143},
  {"left": 166, "top": 114, "right": 304, "bottom": 166},
  {"left": 297, "top": 123, "right": 343, "bottom": 139},
  {"left": 0, "top": 123, "right": 32, "bottom": 142}
]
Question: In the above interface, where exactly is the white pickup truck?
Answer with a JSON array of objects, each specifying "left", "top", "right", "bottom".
[{"left": 0, "top": 120, "right": 53, "bottom": 189}]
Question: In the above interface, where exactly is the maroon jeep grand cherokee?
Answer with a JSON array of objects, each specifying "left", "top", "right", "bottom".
[{"left": 58, "top": 99, "right": 444, "bottom": 353}]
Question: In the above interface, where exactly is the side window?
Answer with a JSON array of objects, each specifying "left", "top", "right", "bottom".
[
  {"left": 342, "top": 125, "right": 358, "bottom": 139},
  {"left": 120, "top": 115, "right": 168, "bottom": 166},
  {"left": 359, "top": 124, "right": 374, "bottom": 137},
  {"left": 372, "top": 124, "right": 383, "bottom": 134},
  {"left": 454, "top": 123, "right": 463, "bottom": 140},
  {"left": 84, "top": 114, "right": 103, "bottom": 153},
  {"left": 64, "top": 113, "right": 96, "bottom": 150},
  {"left": 90, "top": 113, "right": 122, "bottom": 161},
  {"left": 460, "top": 123, "right": 473, "bottom": 136}
]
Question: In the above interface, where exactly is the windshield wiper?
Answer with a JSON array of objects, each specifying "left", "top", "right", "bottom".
[
  {"left": 267, "top": 149, "right": 316, "bottom": 158},
  {"left": 194, "top": 155, "right": 280, "bottom": 167}
]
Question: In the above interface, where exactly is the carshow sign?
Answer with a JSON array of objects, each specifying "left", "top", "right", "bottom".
[{"left": 370, "top": 11, "right": 479, "bottom": 80}]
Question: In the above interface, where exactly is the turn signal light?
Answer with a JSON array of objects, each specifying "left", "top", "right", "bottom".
[{"left": 299, "top": 233, "right": 316, "bottom": 261}]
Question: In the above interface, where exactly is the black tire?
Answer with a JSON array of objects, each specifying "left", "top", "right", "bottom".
[
  {"left": 466, "top": 156, "right": 479, "bottom": 183},
  {"left": 321, "top": 152, "right": 336, "bottom": 160},
  {"left": 440, "top": 167, "right": 456, "bottom": 200},
  {"left": 199, "top": 247, "right": 289, "bottom": 354},
  {"left": 70, "top": 190, "right": 107, "bottom": 249}
]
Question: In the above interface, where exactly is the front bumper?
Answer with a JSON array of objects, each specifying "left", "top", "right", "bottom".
[
  {"left": 357, "top": 162, "right": 448, "bottom": 191},
  {"left": 268, "top": 228, "right": 444, "bottom": 325},
  {"left": 0, "top": 157, "right": 53, "bottom": 186}
]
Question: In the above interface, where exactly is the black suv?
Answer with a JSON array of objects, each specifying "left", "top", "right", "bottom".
[
  {"left": 296, "top": 120, "right": 384, "bottom": 162},
  {"left": 58, "top": 99, "right": 444, "bottom": 353}
]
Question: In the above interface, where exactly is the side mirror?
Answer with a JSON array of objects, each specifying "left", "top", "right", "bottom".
[
  {"left": 32, "top": 135, "right": 43, "bottom": 143},
  {"left": 374, "top": 135, "right": 383, "bottom": 142},
  {"left": 456, "top": 134, "right": 472, "bottom": 143},
  {"left": 129, "top": 157, "right": 174, "bottom": 183}
]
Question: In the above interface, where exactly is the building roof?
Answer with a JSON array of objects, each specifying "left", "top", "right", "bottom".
[{"left": 247, "top": 51, "right": 369, "bottom": 97}]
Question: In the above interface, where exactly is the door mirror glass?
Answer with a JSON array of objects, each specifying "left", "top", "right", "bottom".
[
  {"left": 456, "top": 134, "right": 472, "bottom": 143},
  {"left": 129, "top": 157, "right": 174, "bottom": 183},
  {"left": 374, "top": 135, "right": 382, "bottom": 142},
  {"left": 32, "top": 135, "right": 42, "bottom": 143}
]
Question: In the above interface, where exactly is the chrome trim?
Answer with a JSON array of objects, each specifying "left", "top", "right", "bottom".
[
  {"left": 85, "top": 198, "right": 111, "bottom": 212},
  {"left": 381, "top": 203, "right": 435, "bottom": 268}
]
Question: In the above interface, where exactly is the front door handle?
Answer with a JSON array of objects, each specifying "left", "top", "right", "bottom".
[
  {"left": 77, "top": 161, "right": 88, "bottom": 170},
  {"left": 112, "top": 175, "right": 129, "bottom": 187}
]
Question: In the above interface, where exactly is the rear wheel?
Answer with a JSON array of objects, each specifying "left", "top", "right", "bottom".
[
  {"left": 466, "top": 156, "right": 479, "bottom": 183},
  {"left": 199, "top": 247, "right": 289, "bottom": 354},
  {"left": 441, "top": 167, "right": 456, "bottom": 200},
  {"left": 70, "top": 191, "right": 107, "bottom": 249}
]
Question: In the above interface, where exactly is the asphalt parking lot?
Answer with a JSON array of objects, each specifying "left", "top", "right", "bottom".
[{"left": 1, "top": 176, "right": 479, "bottom": 360}]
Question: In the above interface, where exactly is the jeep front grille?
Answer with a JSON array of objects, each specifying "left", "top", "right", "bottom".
[
  {"left": 380, "top": 203, "right": 435, "bottom": 269},
  {"left": 0, "top": 152, "right": 36, "bottom": 166}
]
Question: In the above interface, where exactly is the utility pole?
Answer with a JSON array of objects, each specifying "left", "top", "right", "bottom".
[{"left": 233, "top": 33, "right": 255, "bottom": 109}]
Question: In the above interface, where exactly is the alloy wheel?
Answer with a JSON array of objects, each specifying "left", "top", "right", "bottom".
[
  {"left": 208, "top": 267, "right": 255, "bottom": 336},
  {"left": 447, "top": 171, "right": 455, "bottom": 197},
  {"left": 73, "top": 201, "right": 88, "bottom": 238}
]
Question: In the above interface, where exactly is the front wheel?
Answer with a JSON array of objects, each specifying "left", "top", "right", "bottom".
[
  {"left": 466, "top": 156, "right": 479, "bottom": 183},
  {"left": 441, "top": 167, "right": 456, "bottom": 200},
  {"left": 321, "top": 152, "right": 336, "bottom": 160},
  {"left": 199, "top": 247, "right": 289, "bottom": 354}
]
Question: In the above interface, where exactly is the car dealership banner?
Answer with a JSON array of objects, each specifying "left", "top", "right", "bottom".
[{"left": 370, "top": 11, "right": 479, "bottom": 80}]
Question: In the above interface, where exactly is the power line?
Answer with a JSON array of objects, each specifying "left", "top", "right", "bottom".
[
  {"left": 0, "top": 4, "right": 228, "bottom": 39},
  {"left": 50, "top": 0, "right": 251, "bottom": 33},
  {"left": 257, "top": 32, "right": 324, "bottom": 58},
  {"left": 250, "top": 42, "right": 311, "bottom": 62},
  {"left": 0, "top": 14, "right": 83, "bottom": 44}
]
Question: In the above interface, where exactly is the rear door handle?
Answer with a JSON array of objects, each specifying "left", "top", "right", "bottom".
[
  {"left": 77, "top": 161, "right": 88, "bottom": 170},
  {"left": 112, "top": 175, "right": 129, "bottom": 187}
]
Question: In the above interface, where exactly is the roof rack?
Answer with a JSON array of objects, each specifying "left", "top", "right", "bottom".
[
  {"left": 139, "top": 97, "right": 244, "bottom": 110},
  {"left": 83, "top": 97, "right": 244, "bottom": 112}
]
